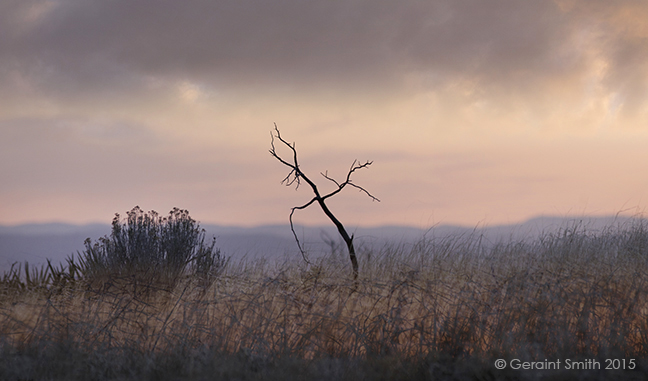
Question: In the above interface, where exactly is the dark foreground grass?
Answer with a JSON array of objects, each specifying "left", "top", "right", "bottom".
[{"left": 2, "top": 220, "right": 648, "bottom": 380}]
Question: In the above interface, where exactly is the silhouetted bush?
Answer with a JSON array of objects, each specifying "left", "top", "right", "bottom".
[{"left": 76, "top": 206, "right": 226, "bottom": 286}]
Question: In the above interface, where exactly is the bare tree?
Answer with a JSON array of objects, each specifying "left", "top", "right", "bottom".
[{"left": 269, "top": 124, "right": 379, "bottom": 282}]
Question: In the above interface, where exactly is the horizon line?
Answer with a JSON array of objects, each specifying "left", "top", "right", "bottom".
[{"left": 1, "top": 213, "right": 644, "bottom": 230}]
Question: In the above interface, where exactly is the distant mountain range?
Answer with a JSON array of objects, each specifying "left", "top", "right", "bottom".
[{"left": 0, "top": 215, "right": 642, "bottom": 273}]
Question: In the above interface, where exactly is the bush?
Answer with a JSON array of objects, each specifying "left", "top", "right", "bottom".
[{"left": 75, "top": 206, "right": 226, "bottom": 287}]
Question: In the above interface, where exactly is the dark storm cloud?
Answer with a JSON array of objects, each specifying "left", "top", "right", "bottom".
[{"left": 1, "top": 0, "right": 646, "bottom": 101}]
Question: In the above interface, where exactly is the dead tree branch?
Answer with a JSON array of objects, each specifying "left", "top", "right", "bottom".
[{"left": 269, "top": 124, "right": 379, "bottom": 283}]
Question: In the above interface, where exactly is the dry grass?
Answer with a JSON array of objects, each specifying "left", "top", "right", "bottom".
[{"left": 2, "top": 221, "right": 648, "bottom": 380}]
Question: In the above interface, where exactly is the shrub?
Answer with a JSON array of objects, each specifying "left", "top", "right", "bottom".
[{"left": 75, "top": 206, "right": 226, "bottom": 287}]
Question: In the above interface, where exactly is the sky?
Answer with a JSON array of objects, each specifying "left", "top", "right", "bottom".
[{"left": 1, "top": 0, "right": 648, "bottom": 228}]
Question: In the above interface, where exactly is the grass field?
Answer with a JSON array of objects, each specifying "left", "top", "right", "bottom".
[{"left": 1, "top": 219, "right": 648, "bottom": 380}]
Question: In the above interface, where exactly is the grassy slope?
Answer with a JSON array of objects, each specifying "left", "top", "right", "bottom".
[{"left": 1, "top": 221, "right": 648, "bottom": 380}]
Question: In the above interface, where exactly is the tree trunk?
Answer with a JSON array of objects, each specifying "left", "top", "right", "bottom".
[{"left": 316, "top": 198, "right": 358, "bottom": 281}]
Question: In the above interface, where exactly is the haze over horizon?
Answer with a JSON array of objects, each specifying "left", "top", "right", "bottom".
[
  {"left": 0, "top": 213, "right": 644, "bottom": 231},
  {"left": 2, "top": 1, "right": 648, "bottom": 228}
]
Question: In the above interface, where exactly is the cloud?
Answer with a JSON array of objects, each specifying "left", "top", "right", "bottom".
[
  {"left": 2, "top": 0, "right": 648, "bottom": 226},
  {"left": 1, "top": 0, "right": 646, "bottom": 105}
]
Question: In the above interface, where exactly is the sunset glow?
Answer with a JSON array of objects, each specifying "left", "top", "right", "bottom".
[{"left": 1, "top": 0, "right": 647, "bottom": 227}]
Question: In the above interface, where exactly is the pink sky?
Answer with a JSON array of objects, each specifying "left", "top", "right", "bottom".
[{"left": 1, "top": 0, "right": 647, "bottom": 228}]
